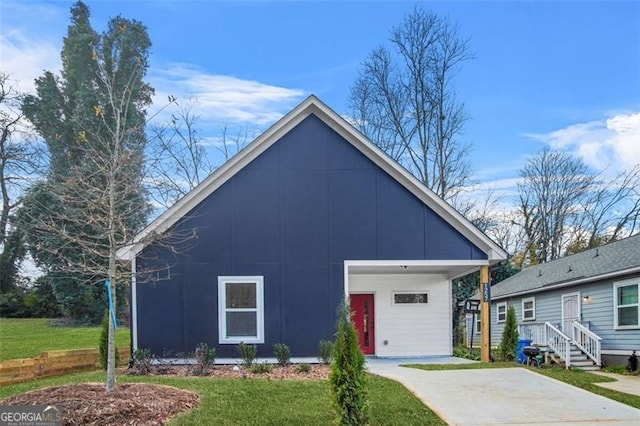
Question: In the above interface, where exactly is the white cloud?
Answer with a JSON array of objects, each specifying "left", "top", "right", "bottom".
[
  {"left": 0, "top": 30, "right": 62, "bottom": 94},
  {"left": 150, "top": 63, "right": 305, "bottom": 126},
  {"left": 0, "top": 2, "right": 63, "bottom": 94},
  {"left": 526, "top": 113, "right": 640, "bottom": 173}
]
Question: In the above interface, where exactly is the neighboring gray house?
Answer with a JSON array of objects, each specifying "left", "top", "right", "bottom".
[{"left": 486, "top": 234, "right": 640, "bottom": 368}]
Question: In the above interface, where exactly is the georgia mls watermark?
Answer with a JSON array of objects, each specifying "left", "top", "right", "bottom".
[{"left": 0, "top": 405, "right": 62, "bottom": 426}]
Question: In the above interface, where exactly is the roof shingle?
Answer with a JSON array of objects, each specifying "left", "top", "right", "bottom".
[{"left": 492, "top": 234, "right": 640, "bottom": 299}]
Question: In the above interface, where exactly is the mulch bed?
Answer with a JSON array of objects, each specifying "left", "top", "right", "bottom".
[
  {"left": 135, "top": 363, "right": 330, "bottom": 380},
  {"left": 0, "top": 365, "right": 330, "bottom": 425},
  {"left": 1, "top": 383, "right": 200, "bottom": 425}
]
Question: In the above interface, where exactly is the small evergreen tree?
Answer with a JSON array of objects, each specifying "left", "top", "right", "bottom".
[
  {"left": 330, "top": 301, "right": 369, "bottom": 425},
  {"left": 98, "top": 310, "right": 118, "bottom": 370},
  {"left": 500, "top": 306, "right": 519, "bottom": 361}
]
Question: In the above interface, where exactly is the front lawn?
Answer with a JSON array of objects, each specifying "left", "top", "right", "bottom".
[
  {"left": 0, "top": 372, "right": 444, "bottom": 425},
  {"left": 0, "top": 318, "right": 130, "bottom": 361}
]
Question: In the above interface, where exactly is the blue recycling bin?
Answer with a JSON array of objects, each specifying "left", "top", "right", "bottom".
[{"left": 516, "top": 338, "right": 532, "bottom": 363}]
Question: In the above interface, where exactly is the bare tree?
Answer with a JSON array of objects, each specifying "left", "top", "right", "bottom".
[
  {"left": 146, "top": 106, "right": 254, "bottom": 209},
  {"left": 349, "top": 7, "right": 472, "bottom": 206},
  {"left": 568, "top": 166, "right": 640, "bottom": 253},
  {"left": 0, "top": 72, "right": 45, "bottom": 245},
  {"left": 215, "top": 123, "right": 254, "bottom": 162},
  {"left": 146, "top": 101, "right": 214, "bottom": 209},
  {"left": 17, "top": 4, "right": 189, "bottom": 392},
  {"left": 515, "top": 147, "right": 640, "bottom": 265},
  {"left": 516, "top": 147, "right": 593, "bottom": 264}
]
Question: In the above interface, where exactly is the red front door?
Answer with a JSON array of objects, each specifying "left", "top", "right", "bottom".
[{"left": 350, "top": 294, "right": 375, "bottom": 355}]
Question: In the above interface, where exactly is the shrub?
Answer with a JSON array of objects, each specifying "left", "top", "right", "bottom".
[
  {"left": 250, "top": 361, "right": 273, "bottom": 374},
  {"left": 237, "top": 342, "right": 257, "bottom": 367},
  {"left": 98, "top": 310, "right": 119, "bottom": 370},
  {"left": 297, "top": 363, "right": 312, "bottom": 374},
  {"left": 273, "top": 343, "right": 291, "bottom": 367},
  {"left": 194, "top": 342, "right": 216, "bottom": 375},
  {"left": 130, "top": 348, "right": 153, "bottom": 375},
  {"left": 500, "top": 306, "right": 519, "bottom": 361},
  {"left": 453, "top": 344, "right": 480, "bottom": 361},
  {"left": 330, "top": 302, "right": 369, "bottom": 425},
  {"left": 318, "top": 339, "right": 334, "bottom": 364}
]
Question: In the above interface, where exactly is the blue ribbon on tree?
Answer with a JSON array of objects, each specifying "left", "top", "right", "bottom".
[{"left": 105, "top": 279, "right": 117, "bottom": 330}]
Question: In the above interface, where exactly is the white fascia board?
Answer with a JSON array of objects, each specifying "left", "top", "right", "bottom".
[
  {"left": 345, "top": 260, "right": 489, "bottom": 267},
  {"left": 119, "top": 95, "right": 507, "bottom": 262},
  {"left": 116, "top": 97, "right": 318, "bottom": 260},
  {"left": 309, "top": 102, "right": 508, "bottom": 262}
]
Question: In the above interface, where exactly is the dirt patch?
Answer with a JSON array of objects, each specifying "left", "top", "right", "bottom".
[{"left": 1, "top": 383, "right": 200, "bottom": 425}]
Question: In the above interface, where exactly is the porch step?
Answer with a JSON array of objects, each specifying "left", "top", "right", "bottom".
[
  {"left": 539, "top": 348, "right": 600, "bottom": 371},
  {"left": 571, "top": 361, "right": 600, "bottom": 371}
]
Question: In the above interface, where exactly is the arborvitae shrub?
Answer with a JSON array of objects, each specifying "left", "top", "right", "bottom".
[
  {"left": 329, "top": 302, "right": 369, "bottom": 425},
  {"left": 500, "top": 306, "right": 519, "bottom": 361}
]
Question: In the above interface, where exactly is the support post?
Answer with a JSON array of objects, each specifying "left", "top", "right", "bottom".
[{"left": 480, "top": 265, "right": 491, "bottom": 362}]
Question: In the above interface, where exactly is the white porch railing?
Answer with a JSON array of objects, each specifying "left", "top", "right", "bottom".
[
  {"left": 518, "top": 322, "right": 546, "bottom": 345},
  {"left": 545, "top": 322, "right": 572, "bottom": 369},
  {"left": 572, "top": 321, "right": 602, "bottom": 366},
  {"left": 519, "top": 322, "right": 572, "bottom": 369}
]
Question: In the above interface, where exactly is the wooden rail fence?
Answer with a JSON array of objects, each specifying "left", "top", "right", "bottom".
[{"left": 0, "top": 347, "right": 130, "bottom": 386}]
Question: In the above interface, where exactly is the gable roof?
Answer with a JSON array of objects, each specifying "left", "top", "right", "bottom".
[
  {"left": 491, "top": 234, "right": 640, "bottom": 300},
  {"left": 117, "top": 95, "right": 508, "bottom": 262}
]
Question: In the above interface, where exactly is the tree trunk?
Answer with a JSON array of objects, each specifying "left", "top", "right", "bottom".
[{"left": 106, "top": 263, "right": 116, "bottom": 392}]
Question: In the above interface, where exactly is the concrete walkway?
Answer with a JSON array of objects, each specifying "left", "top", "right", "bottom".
[
  {"left": 367, "top": 360, "right": 640, "bottom": 425},
  {"left": 592, "top": 371, "right": 640, "bottom": 397}
]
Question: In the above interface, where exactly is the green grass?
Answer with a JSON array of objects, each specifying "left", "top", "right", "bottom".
[
  {"left": 0, "top": 372, "right": 444, "bottom": 425},
  {"left": 603, "top": 365, "right": 640, "bottom": 376},
  {"left": 405, "top": 361, "right": 517, "bottom": 371},
  {"left": 0, "top": 318, "right": 130, "bottom": 361}
]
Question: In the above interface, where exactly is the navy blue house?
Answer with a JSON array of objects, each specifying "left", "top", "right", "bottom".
[{"left": 118, "top": 96, "right": 507, "bottom": 361}]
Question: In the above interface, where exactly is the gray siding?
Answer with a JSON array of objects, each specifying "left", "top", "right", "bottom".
[{"left": 490, "top": 273, "right": 640, "bottom": 353}]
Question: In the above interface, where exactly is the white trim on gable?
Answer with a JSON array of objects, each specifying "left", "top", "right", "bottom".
[{"left": 117, "top": 95, "right": 507, "bottom": 262}]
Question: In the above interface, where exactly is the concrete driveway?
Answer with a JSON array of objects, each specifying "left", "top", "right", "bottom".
[{"left": 367, "top": 361, "right": 640, "bottom": 425}]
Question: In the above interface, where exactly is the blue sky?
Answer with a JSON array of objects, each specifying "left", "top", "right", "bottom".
[{"left": 2, "top": 0, "right": 639, "bottom": 209}]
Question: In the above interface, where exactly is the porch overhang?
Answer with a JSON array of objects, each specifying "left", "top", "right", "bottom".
[{"left": 345, "top": 259, "right": 489, "bottom": 282}]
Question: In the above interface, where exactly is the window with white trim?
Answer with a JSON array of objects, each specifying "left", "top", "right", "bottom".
[
  {"left": 497, "top": 302, "right": 507, "bottom": 323},
  {"left": 522, "top": 297, "right": 535, "bottom": 321},
  {"left": 218, "top": 276, "right": 264, "bottom": 344},
  {"left": 614, "top": 279, "right": 639, "bottom": 329},
  {"left": 475, "top": 312, "right": 481, "bottom": 334}
]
